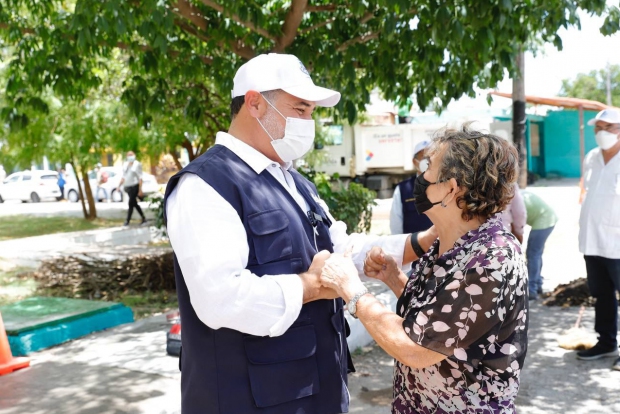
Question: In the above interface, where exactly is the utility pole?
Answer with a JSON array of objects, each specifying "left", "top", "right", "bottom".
[{"left": 512, "top": 47, "right": 527, "bottom": 189}]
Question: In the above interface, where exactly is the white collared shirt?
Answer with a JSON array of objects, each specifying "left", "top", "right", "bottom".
[
  {"left": 166, "top": 132, "right": 409, "bottom": 337},
  {"left": 579, "top": 147, "right": 620, "bottom": 259}
]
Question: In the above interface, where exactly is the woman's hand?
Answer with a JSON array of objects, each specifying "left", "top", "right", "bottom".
[
  {"left": 321, "top": 249, "right": 365, "bottom": 303},
  {"left": 363, "top": 247, "right": 400, "bottom": 283}
]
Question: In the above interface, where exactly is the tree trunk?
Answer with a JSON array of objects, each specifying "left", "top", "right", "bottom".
[
  {"left": 70, "top": 160, "right": 89, "bottom": 220},
  {"left": 181, "top": 137, "right": 197, "bottom": 162},
  {"left": 512, "top": 48, "right": 527, "bottom": 189},
  {"left": 81, "top": 167, "right": 97, "bottom": 220},
  {"left": 170, "top": 151, "right": 183, "bottom": 171},
  {"left": 150, "top": 154, "right": 158, "bottom": 176}
]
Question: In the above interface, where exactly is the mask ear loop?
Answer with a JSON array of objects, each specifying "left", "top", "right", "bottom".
[{"left": 440, "top": 186, "right": 455, "bottom": 208}]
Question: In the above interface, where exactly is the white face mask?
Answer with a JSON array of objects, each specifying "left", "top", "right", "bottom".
[
  {"left": 127, "top": 155, "right": 136, "bottom": 162},
  {"left": 595, "top": 130, "right": 619, "bottom": 150},
  {"left": 418, "top": 159, "right": 429, "bottom": 173},
  {"left": 256, "top": 96, "right": 315, "bottom": 163}
]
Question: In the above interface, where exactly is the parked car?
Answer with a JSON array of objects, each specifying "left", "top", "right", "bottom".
[
  {"left": 0, "top": 170, "right": 62, "bottom": 203},
  {"left": 64, "top": 166, "right": 159, "bottom": 203},
  {"left": 166, "top": 319, "right": 181, "bottom": 357}
]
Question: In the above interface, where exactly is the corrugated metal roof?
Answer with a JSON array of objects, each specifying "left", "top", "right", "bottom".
[{"left": 488, "top": 91, "right": 620, "bottom": 111}]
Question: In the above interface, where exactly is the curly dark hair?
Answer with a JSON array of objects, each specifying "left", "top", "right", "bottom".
[{"left": 427, "top": 123, "right": 519, "bottom": 221}]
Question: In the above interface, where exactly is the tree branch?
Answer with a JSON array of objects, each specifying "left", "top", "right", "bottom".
[
  {"left": 174, "top": 19, "right": 210, "bottom": 43},
  {"left": 171, "top": 0, "right": 207, "bottom": 30},
  {"left": 300, "top": 17, "right": 337, "bottom": 34},
  {"left": 272, "top": 0, "right": 307, "bottom": 53},
  {"left": 115, "top": 41, "right": 213, "bottom": 65},
  {"left": 336, "top": 32, "right": 380, "bottom": 52},
  {"left": 198, "top": 0, "right": 276, "bottom": 41},
  {"left": 360, "top": 11, "right": 374, "bottom": 25},
  {"left": 306, "top": 5, "right": 337, "bottom": 12}
]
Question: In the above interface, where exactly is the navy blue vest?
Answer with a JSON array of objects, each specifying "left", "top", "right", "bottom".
[
  {"left": 397, "top": 175, "right": 433, "bottom": 234},
  {"left": 164, "top": 145, "right": 350, "bottom": 414}
]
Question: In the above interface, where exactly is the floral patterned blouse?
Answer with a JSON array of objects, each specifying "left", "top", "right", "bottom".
[{"left": 393, "top": 214, "right": 528, "bottom": 414}]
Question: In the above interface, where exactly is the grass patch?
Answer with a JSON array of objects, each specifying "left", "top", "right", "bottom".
[
  {"left": 118, "top": 290, "right": 178, "bottom": 320},
  {"left": 0, "top": 269, "right": 177, "bottom": 320},
  {"left": 0, "top": 215, "right": 125, "bottom": 241},
  {"left": 0, "top": 267, "right": 37, "bottom": 307}
]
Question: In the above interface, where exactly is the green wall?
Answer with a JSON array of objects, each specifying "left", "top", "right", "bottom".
[{"left": 543, "top": 110, "right": 598, "bottom": 178}]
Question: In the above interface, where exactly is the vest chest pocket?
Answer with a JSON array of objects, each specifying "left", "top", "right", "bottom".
[
  {"left": 403, "top": 198, "right": 418, "bottom": 212},
  {"left": 247, "top": 209, "right": 293, "bottom": 264}
]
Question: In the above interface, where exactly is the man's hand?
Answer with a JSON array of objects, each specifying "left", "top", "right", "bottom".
[
  {"left": 321, "top": 247, "right": 365, "bottom": 303},
  {"left": 300, "top": 250, "right": 338, "bottom": 303},
  {"left": 363, "top": 247, "right": 400, "bottom": 284}
]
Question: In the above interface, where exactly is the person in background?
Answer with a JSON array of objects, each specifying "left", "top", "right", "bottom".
[
  {"left": 0, "top": 165, "right": 6, "bottom": 182},
  {"left": 500, "top": 182, "right": 526, "bottom": 243},
  {"left": 321, "top": 125, "right": 527, "bottom": 413},
  {"left": 95, "top": 163, "right": 109, "bottom": 202},
  {"left": 390, "top": 140, "right": 433, "bottom": 234},
  {"left": 117, "top": 151, "right": 146, "bottom": 226},
  {"left": 57, "top": 168, "right": 66, "bottom": 201},
  {"left": 521, "top": 191, "right": 557, "bottom": 300},
  {"left": 576, "top": 108, "right": 620, "bottom": 371}
]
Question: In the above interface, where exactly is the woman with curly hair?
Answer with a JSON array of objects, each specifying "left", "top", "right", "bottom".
[{"left": 321, "top": 124, "right": 528, "bottom": 414}]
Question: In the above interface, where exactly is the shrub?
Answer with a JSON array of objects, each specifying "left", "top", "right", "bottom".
[{"left": 301, "top": 170, "right": 376, "bottom": 234}]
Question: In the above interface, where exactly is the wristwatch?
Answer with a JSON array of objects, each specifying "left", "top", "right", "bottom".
[{"left": 347, "top": 288, "right": 370, "bottom": 319}]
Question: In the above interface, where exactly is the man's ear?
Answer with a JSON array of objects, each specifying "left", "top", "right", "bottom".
[{"left": 244, "top": 90, "right": 265, "bottom": 118}]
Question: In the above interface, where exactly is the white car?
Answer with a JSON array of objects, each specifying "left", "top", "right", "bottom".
[
  {"left": 65, "top": 166, "right": 159, "bottom": 203},
  {"left": 0, "top": 170, "right": 62, "bottom": 203}
]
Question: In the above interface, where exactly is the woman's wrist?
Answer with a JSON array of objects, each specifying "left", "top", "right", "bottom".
[{"left": 342, "top": 282, "right": 367, "bottom": 303}]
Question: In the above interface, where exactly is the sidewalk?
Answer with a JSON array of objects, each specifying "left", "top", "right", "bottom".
[{"left": 0, "top": 226, "right": 154, "bottom": 268}]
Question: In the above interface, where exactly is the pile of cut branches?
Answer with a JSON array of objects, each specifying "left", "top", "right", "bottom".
[
  {"left": 26, "top": 252, "right": 175, "bottom": 301},
  {"left": 542, "top": 278, "right": 594, "bottom": 307}
]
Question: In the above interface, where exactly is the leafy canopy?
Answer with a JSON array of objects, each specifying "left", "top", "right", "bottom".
[{"left": 2, "top": 0, "right": 619, "bottom": 129}]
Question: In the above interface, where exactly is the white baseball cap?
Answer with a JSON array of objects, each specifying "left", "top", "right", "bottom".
[
  {"left": 587, "top": 108, "right": 620, "bottom": 126},
  {"left": 231, "top": 54, "right": 341, "bottom": 107},
  {"left": 414, "top": 140, "right": 430, "bottom": 157}
]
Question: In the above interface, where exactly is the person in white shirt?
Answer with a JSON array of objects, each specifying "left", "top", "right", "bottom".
[
  {"left": 117, "top": 151, "right": 146, "bottom": 226},
  {"left": 576, "top": 108, "right": 620, "bottom": 371},
  {"left": 0, "top": 165, "right": 6, "bottom": 182},
  {"left": 163, "top": 53, "right": 437, "bottom": 413}
]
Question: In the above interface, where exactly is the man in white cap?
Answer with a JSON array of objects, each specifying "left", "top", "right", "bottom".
[
  {"left": 390, "top": 140, "right": 433, "bottom": 235},
  {"left": 163, "top": 54, "right": 436, "bottom": 413},
  {"left": 576, "top": 108, "right": 620, "bottom": 371}
]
